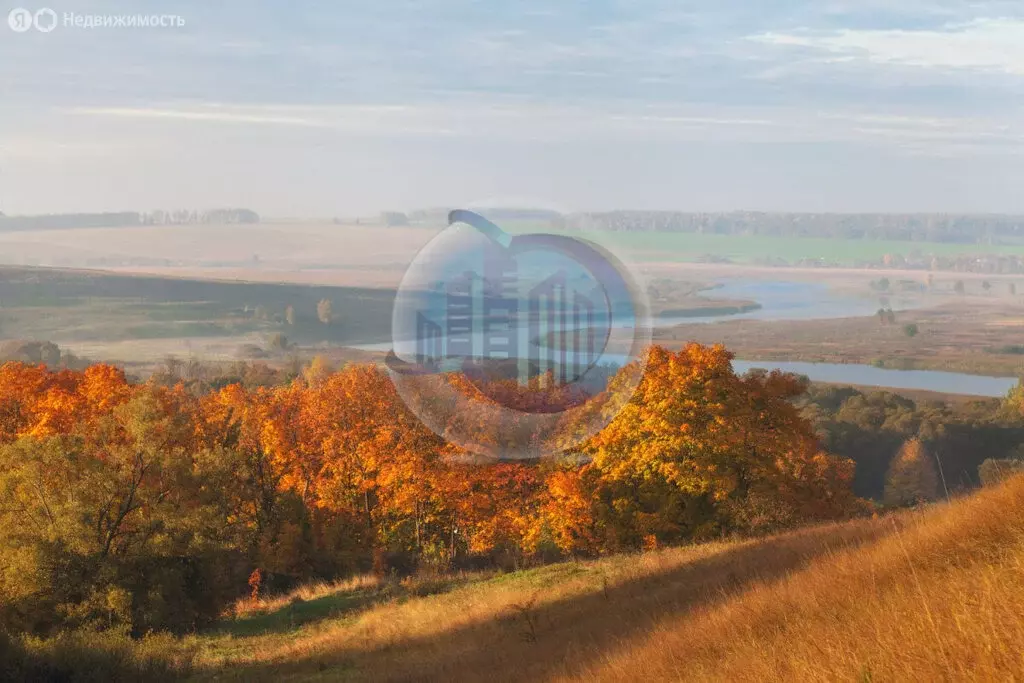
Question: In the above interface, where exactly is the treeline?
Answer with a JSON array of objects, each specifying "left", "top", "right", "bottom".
[
  {"left": 564, "top": 211, "right": 1024, "bottom": 245},
  {"left": 798, "top": 385, "right": 1024, "bottom": 501},
  {"left": 0, "top": 212, "right": 140, "bottom": 231},
  {"left": 373, "top": 208, "right": 566, "bottom": 228},
  {"left": 0, "top": 345, "right": 858, "bottom": 638},
  {"left": 140, "top": 208, "right": 260, "bottom": 225},
  {"left": 0, "top": 208, "right": 259, "bottom": 231}
]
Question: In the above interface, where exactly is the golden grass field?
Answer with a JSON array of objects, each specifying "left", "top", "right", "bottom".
[{"left": 179, "top": 475, "right": 1024, "bottom": 682}]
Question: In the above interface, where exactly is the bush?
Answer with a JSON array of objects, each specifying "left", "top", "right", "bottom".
[
  {"left": 988, "top": 345, "right": 1024, "bottom": 355},
  {"left": 267, "top": 332, "right": 289, "bottom": 351},
  {"left": 0, "top": 628, "right": 193, "bottom": 683},
  {"left": 979, "top": 459, "right": 1024, "bottom": 487}
]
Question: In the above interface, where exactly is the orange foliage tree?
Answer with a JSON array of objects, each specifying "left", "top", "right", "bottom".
[{"left": 0, "top": 344, "right": 860, "bottom": 634}]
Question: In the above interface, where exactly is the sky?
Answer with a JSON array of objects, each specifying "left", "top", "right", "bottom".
[{"left": 3, "top": 0, "right": 1024, "bottom": 216}]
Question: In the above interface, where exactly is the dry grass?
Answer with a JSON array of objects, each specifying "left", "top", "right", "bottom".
[
  {"left": 229, "top": 575, "right": 384, "bottom": 620},
  {"left": 569, "top": 476, "right": 1024, "bottom": 683},
  {"left": 655, "top": 300, "right": 1024, "bottom": 377},
  {"left": 189, "top": 519, "right": 892, "bottom": 681},
  {"left": 186, "top": 477, "right": 1024, "bottom": 682}
]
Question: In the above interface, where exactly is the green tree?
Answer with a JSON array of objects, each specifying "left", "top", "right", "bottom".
[
  {"left": 0, "top": 389, "right": 246, "bottom": 635},
  {"left": 903, "top": 323, "right": 919, "bottom": 338},
  {"left": 978, "top": 458, "right": 1024, "bottom": 487},
  {"left": 267, "top": 332, "right": 289, "bottom": 351},
  {"left": 316, "top": 298, "right": 333, "bottom": 325},
  {"left": 954, "top": 280, "right": 966, "bottom": 295}
]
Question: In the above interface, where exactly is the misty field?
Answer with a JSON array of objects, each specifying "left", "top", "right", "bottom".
[
  {"left": 0, "top": 223, "right": 437, "bottom": 288},
  {"left": 2, "top": 221, "right": 1020, "bottom": 284},
  {"left": 0, "top": 265, "right": 395, "bottom": 367}
]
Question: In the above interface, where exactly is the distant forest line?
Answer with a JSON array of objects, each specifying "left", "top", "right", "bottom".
[
  {"left": 0, "top": 208, "right": 260, "bottom": 231},
  {"left": 6, "top": 208, "right": 1024, "bottom": 247},
  {"left": 400, "top": 208, "right": 1024, "bottom": 246},
  {"left": 566, "top": 211, "right": 1024, "bottom": 245}
]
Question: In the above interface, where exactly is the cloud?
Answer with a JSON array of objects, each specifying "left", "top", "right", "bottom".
[
  {"left": 64, "top": 102, "right": 796, "bottom": 142},
  {"left": 61, "top": 101, "right": 1024, "bottom": 156},
  {"left": 753, "top": 18, "right": 1024, "bottom": 75},
  {"left": 69, "top": 106, "right": 327, "bottom": 127}
]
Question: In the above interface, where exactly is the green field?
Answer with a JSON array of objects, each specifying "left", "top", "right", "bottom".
[{"left": 521, "top": 229, "right": 1024, "bottom": 265}]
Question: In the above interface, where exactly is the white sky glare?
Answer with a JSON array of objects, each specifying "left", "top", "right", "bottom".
[{"left": 2, "top": 0, "right": 1024, "bottom": 216}]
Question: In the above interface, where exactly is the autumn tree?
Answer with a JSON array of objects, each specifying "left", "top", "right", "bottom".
[
  {"left": 302, "top": 356, "right": 334, "bottom": 387},
  {"left": 883, "top": 438, "right": 940, "bottom": 507},
  {"left": 0, "top": 372, "right": 248, "bottom": 635},
  {"left": 580, "top": 345, "right": 856, "bottom": 547},
  {"left": 0, "top": 346, "right": 865, "bottom": 634}
]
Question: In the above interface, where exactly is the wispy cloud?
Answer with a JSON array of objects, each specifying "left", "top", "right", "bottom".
[
  {"left": 753, "top": 18, "right": 1024, "bottom": 75},
  {"left": 63, "top": 101, "right": 1024, "bottom": 154},
  {"left": 69, "top": 106, "right": 327, "bottom": 127}
]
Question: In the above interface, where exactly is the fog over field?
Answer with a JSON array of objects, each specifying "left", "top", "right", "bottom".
[{"left": 0, "top": 222, "right": 439, "bottom": 288}]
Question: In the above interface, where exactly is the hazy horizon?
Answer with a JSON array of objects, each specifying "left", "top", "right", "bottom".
[{"left": 10, "top": 207, "right": 1024, "bottom": 222}]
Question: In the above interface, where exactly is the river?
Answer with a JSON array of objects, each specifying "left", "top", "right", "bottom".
[
  {"left": 655, "top": 279, "right": 913, "bottom": 326},
  {"left": 358, "top": 278, "right": 1017, "bottom": 397},
  {"left": 670, "top": 280, "right": 1016, "bottom": 397},
  {"left": 731, "top": 360, "right": 1015, "bottom": 398}
]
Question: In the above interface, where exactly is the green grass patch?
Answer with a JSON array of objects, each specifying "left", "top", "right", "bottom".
[{"left": 506, "top": 228, "right": 1024, "bottom": 265}]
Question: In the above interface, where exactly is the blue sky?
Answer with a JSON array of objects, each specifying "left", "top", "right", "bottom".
[{"left": 3, "top": 0, "right": 1024, "bottom": 215}]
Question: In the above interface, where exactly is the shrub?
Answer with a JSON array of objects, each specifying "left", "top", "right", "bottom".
[
  {"left": 0, "top": 628, "right": 193, "bottom": 683},
  {"left": 979, "top": 459, "right": 1024, "bottom": 487}
]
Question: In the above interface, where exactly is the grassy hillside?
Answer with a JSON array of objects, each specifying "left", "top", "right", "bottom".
[
  {"left": 577, "top": 479, "right": 1024, "bottom": 682},
  {"left": 172, "top": 475, "right": 1024, "bottom": 682}
]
